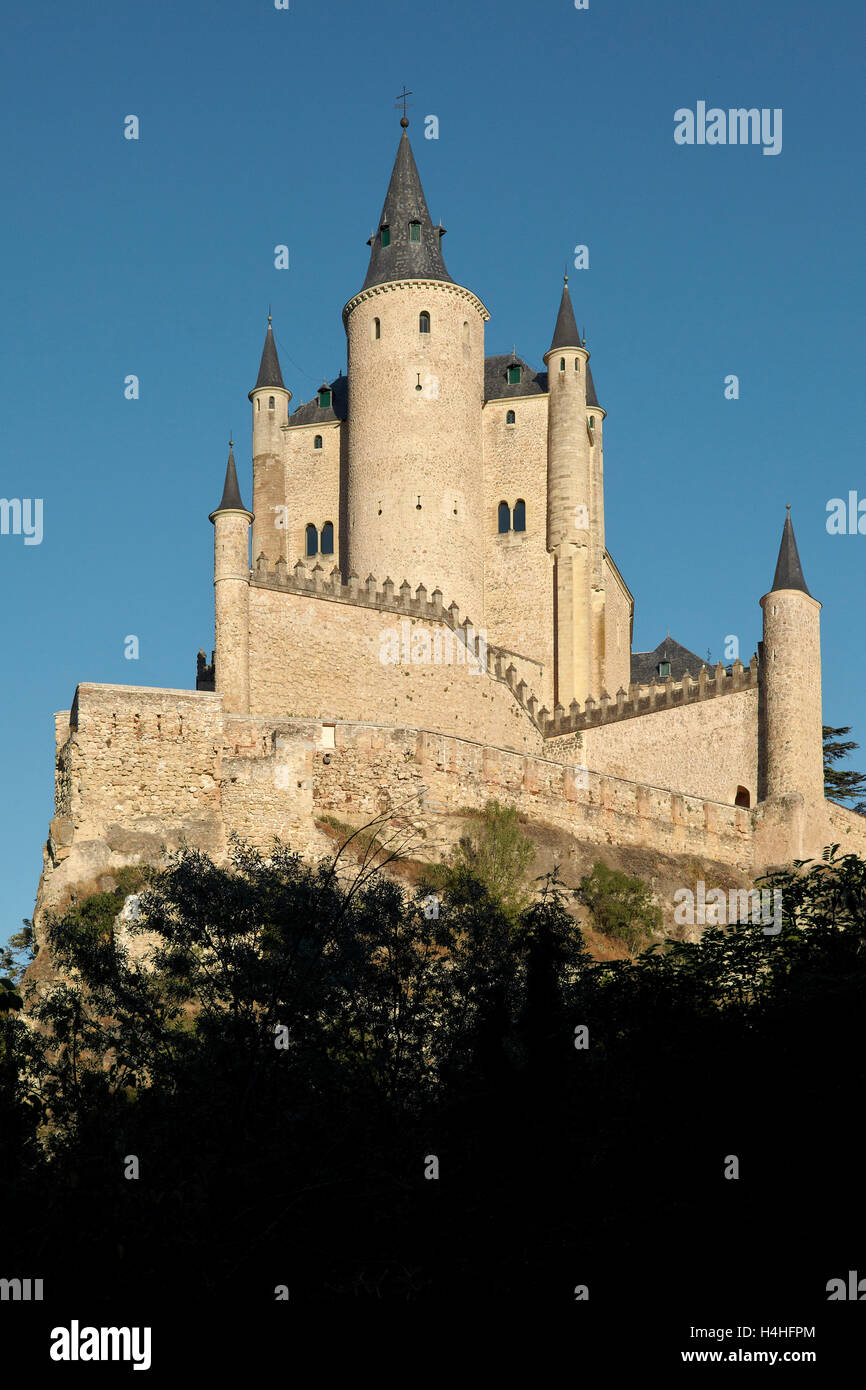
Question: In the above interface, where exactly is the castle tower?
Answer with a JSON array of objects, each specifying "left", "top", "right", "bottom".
[
  {"left": 543, "top": 277, "right": 600, "bottom": 705},
  {"left": 209, "top": 443, "right": 253, "bottom": 715},
  {"left": 342, "top": 118, "right": 489, "bottom": 622},
  {"left": 758, "top": 507, "right": 824, "bottom": 803},
  {"left": 249, "top": 316, "right": 291, "bottom": 569}
]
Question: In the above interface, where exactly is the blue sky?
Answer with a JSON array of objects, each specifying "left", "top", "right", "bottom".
[{"left": 2, "top": 0, "right": 864, "bottom": 950}]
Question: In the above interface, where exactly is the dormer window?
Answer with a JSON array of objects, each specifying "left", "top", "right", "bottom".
[
  {"left": 507, "top": 365, "right": 521, "bottom": 386},
  {"left": 409, "top": 220, "right": 421, "bottom": 243},
  {"left": 380, "top": 225, "right": 390, "bottom": 247},
  {"left": 657, "top": 661, "right": 671, "bottom": 678},
  {"left": 318, "top": 387, "right": 331, "bottom": 409}
]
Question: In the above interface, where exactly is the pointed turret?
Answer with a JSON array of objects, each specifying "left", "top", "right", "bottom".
[
  {"left": 549, "top": 276, "right": 580, "bottom": 352},
  {"left": 759, "top": 504, "right": 823, "bottom": 807},
  {"left": 209, "top": 442, "right": 250, "bottom": 518},
  {"left": 252, "top": 316, "right": 285, "bottom": 391},
  {"left": 770, "top": 505, "right": 811, "bottom": 596},
  {"left": 208, "top": 442, "right": 252, "bottom": 715},
  {"left": 361, "top": 124, "right": 452, "bottom": 290}
]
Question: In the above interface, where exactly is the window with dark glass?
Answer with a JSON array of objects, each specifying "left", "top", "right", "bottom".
[
  {"left": 506, "top": 409, "right": 516, "bottom": 424},
  {"left": 513, "top": 499, "right": 526, "bottom": 532},
  {"left": 380, "top": 225, "right": 390, "bottom": 247},
  {"left": 419, "top": 311, "right": 430, "bottom": 334},
  {"left": 498, "top": 501, "right": 511, "bottom": 533},
  {"left": 314, "top": 435, "right": 323, "bottom": 450},
  {"left": 318, "top": 387, "right": 331, "bottom": 409},
  {"left": 306, "top": 524, "right": 318, "bottom": 557},
  {"left": 321, "top": 522, "right": 334, "bottom": 555},
  {"left": 507, "top": 365, "right": 520, "bottom": 385}
]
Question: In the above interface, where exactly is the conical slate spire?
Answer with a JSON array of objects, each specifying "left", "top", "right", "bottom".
[
  {"left": 770, "top": 506, "right": 811, "bottom": 595},
  {"left": 212, "top": 443, "right": 248, "bottom": 514},
  {"left": 254, "top": 317, "right": 284, "bottom": 390},
  {"left": 362, "top": 127, "right": 453, "bottom": 290},
  {"left": 585, "top": 357, "right": 600, "bottom": 408},
  {"left": 549, "top": 276, "right": 581, "bottom": 352}
]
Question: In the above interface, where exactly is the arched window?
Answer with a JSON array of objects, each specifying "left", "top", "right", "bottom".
[
  {"left": 559, "top": 358, "right": 565, "bottom": 372},
  {"left": 321, "top": 522, "right": 334, "bottom": 555},
  {"left": 589, "top": 415, "right": 595, "bottom": 429},
  {"left": 314, "top": 435, "right": 323, "bottom": 450},
  {"left": 269, "top": 396, "right": 275, "bottom": 409},
  {"left": 305, "top": 524, "right": 318, "bottom": 557},
  {"left": 409, "top": 220, "right": 421, "bottom": 243},
  {"left": 498, "top": 501, "right": 511, "bottom": 534},
  {"left": 462, "top": 321, "right": 470, "bottom": 345},
  {"left": 513, "top": 499, "right": 526, "bottom": 532},
  {"left": 419, "top": 311, "right": 430, "bottom": 334},
  {"left": 735, "top": 786, "right": 751, "bottom": 809},
  {"left": 506, "top": 409, "right": 516, "bottom": 425},
  {"left": 574, "top": 357, "right": 580, "bottom": 371},
  {"left": 373, "top": 317, "right": 381, "bottom": 340}
]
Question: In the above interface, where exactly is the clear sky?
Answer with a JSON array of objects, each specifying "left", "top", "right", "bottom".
[{"left": 2, "top": 0, "right": 864, "bottom": 952}]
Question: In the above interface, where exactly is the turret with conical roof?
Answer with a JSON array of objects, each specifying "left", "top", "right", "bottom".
[
  {"left": 342, "top": 118, "right": 490, "bottom": 620},
  {"left": 543, "top": 276, "right": 599, "bottom": 704},
  {"left": 209, "top": 442, "right": 253, "bottom": 715},
  {"left": 759, "top": 506, "right": 824, "bottom": 806},
  {"left": 249, "top": 315, "right": 292, "bottom": 570}
]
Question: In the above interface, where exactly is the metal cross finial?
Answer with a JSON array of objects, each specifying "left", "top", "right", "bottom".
[{"left": 395, "top": 85, "right": 414, "bottom": 127}]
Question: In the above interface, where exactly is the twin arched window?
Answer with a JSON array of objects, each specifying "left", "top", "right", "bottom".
[
  {"left": 419, "top": 311, "right": 430, "bottom": 334},
  {"left": 306, "top": 522, "right": 334, "bottom": 557},
  {"left": 498, "top": 500, "right": 526, "bottom": 533}
]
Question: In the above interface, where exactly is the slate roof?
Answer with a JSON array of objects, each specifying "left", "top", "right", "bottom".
[
  {"left": 287, "top": 373, "right": 348, "bottom": 427},
  {"left": 770, "top": 507, "right": 811, "bottom": 596},
  {"left": 211, "top": 445, "right": 248, "bottom": 514},
  {"left": 484, "top": 354, "right": 548, "bottom": 400},
  {"left": 630, "top": 637, "right": 708, "bottom": 685},
  {"left": 362, "top": 129, "right": 453, "bottom": 290},
  {"left": 253, "top": 321, "right": 285, "bottom": 390},
  {"left": 549, "top": 280, "right": 581, "bottom": 351},
  {"left": 586, "top": 359, "right": 600, "bottom": 408}
]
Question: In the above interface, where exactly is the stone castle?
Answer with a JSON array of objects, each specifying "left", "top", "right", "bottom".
[{"left": 34, "top": 117, "right": 866, "bottom": 922}]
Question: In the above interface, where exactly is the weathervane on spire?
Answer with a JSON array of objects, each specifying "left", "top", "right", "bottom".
[{"left": 395, "top": 85, "right": 413, "bottom": 128}]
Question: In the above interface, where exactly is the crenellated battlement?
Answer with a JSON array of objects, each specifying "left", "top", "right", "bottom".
[{"left": 247, "top": 556, "right": 759, "bottom": 739}]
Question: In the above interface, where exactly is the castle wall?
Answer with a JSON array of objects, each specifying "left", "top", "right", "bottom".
[
  {"left": 314, "top": 723, "right": 755, "bottom": 873},
  {"left": 560, "top": 685, "right": 759, "bottom": 806},
  {"left": 247, "top": 583, "right": 545, "bottom": 752},
  {"left": 481, "top": 393, "right": 554, "bottom": 708},
  {"left": 602, "top": 552, "right": 632, "bottom": 696},
  {"left": 280, "top": 419, "right": 343, "bottom": 573}
]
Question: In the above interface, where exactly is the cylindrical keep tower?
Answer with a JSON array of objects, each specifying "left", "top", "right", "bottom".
[
  {"left": 344, "top": 280, "right": 487, "bottom": 620},
  {"left": 209, "top": 445, "right": 253, "bottom": 715},
  {"left": 586, "top": 357, "right": 608, "bottom": 697},
  {"left": 249, "top": 318, "right": 291, "bottom": 569},
  {"left": 544, "top": 279, "right": 594, "bottom": 707},
  {"left": 759, "top": 508, "right": 824, "bottom": 803},
  {"left": 342, "top": 122, "right": 489, "bottom": 624}
]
